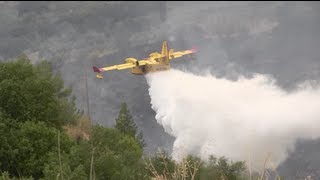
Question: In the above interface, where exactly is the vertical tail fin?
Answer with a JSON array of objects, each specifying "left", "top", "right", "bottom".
[
  {"left": 93, "top": 66, "right": 102, "bottom": 73},
  {"left": 93, "top": 66, "right": 103, "bottom": 79},
  {"left": 160, "top": 41, "right": 169, "bottom": 64}
]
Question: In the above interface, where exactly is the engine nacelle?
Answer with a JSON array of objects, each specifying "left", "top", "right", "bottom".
[
  {"left": 125, "top": 58, "right": 139, "bottom": 66},
  {"left": 125, "top": 58, "right": 137, "bottom": 64},
  {"left": 149, "top": 52, "right": 161, "bottom": 58}
]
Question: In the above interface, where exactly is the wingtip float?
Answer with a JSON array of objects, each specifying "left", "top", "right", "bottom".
[{"left": 93, "top": 41, "right": 198, "bottom": 79}]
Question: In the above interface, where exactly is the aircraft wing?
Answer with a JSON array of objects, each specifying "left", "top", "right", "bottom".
[
  {"left": 169, "top": 48, "right": 198, "bottom": 60},
  {"left": 92, "top": 58, "right": 158, "bottom": 79},
  {"left": 94, "top": 59, "right": 157, "bottom": 72},
  {"left": 95, "top": 63, "right": 136, "bottom": 72}
]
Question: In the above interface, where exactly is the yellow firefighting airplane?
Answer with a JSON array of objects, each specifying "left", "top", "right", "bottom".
[{"left": 92, "top": 41, "right": 197, "bottom": 79}]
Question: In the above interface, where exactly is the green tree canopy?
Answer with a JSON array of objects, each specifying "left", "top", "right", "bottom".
[
  {"left": 0, "top": 120, "right": 74, "bottom": 179},
  {"left": 0, "top": 56, "right": 78, "bottom": 179},
  {"left": 115, "top": 102, "right": 145, "bottom": 148},
  {"left": 54, "top": 124, "right": 148, "bottom": 180},
  {"left": 0, "top": 55, "right": 78, "bottom": 128}
]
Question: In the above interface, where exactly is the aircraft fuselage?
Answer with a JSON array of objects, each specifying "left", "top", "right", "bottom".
[
  {"left": 92, "top": 40, "right": 197, "bottom": 79},
  {"left": 130, "top": 63, "right": 171, "bottom": 75}
]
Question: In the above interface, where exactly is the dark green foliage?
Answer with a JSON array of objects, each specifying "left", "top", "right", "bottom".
[
  {"left": 0, "top": 120, "right": 74, "bottom": 179},
  {"left": 0, "top": 56, "right": 78, "bottom": 128},
  {"left": 198, "top": 155, "right": 247, "bottom": 180},
  {"left": 42, "top": 152, "right": 87, "bottom": 180},
  {"left": 88, "top": 125, "right": 146, "bottom": 180},
  {"left": 115, "top": 103, "right": 137, "bottom": 137},
  {"left": 0, "top": 113, "right": 20, "bottom": 177},
  {"left": 0, "top": 57, "right": 77, "bottom": 179},
  {"left": 115, "top": 102, "right": 146, "bottom": 148},
  {"left": 59, "top": 124, "right": 148, "bottom": 180},
  {"left": 91, "top": 125, "right": 143, "bottom": 166},
  {"left": 0, "top": 171, "right": 34, "bottom": 180},
  {"left": 0, "top": 55, "right": 34, "bottom": 82}
]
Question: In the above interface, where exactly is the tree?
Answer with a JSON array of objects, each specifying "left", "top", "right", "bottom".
[
  {"left": 0, "top": 171, "right": 33, "bottom": 180},
  {"left": 67, "top": 125, "right": 148, "bottom": 180},
  {"left": 0, "top": 120, "right": 74, "bottom": 179},
  {"left": 198, "top": 155, "right": 247, "bottom": 180},
  {"left": 0, "top": 57, "right": 79, "bottom": 179},
  {"left": 42, "top": 152, "right": 87, "bottom": 180},
  {"left": 115, "top": 102, "right": 145, "bottom": 148},
  {"left": 0, "top": 56, "right": 78, "bottom": 128}
]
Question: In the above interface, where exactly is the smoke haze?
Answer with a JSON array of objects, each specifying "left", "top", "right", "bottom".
[
  {"left": 0, "top": 1, "right": 320, "bottom": 177},
  {"left": 146, "top": 69, "right": 320, "bottom": 170}
]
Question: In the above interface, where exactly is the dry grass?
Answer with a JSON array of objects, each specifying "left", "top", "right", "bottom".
[
  {"left": 64, "top": 115, "right": 91, "bottom": 141},
  {"left": 143, "top": 152, "right": 289, "bottom": 180},
  {"left": 257, "top": 153, "right": 281, "bottom": 180},
  {"left": 144, "top": 152, "right": 201, "bottom": 180}
]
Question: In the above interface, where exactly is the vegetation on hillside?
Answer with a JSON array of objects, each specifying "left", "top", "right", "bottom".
[{"left": 0, "top": 56, "right": 263, "bottom": 179}]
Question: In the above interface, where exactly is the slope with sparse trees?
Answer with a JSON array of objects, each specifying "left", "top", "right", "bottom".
[{"left": 0, "top": 56, "right": 252, "bottom": 180}]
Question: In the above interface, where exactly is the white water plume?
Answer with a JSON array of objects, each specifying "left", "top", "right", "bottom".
[{"left": 146, "top": 69, "right": 320, "bottom": 170}]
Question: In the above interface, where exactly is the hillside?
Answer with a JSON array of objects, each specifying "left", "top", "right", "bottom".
[{"left": 0, "top": 2, "right": 320, "bottom": 179}]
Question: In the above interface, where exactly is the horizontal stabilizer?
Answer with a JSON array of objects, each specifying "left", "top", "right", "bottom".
[{"left": 93, "top": 66, "right": 102, "bottom": 73}]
